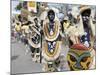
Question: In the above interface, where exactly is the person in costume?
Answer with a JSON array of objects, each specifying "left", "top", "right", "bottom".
[
  {"left": 14, "top": 20, "right": 22, "bottom": 42},
  {"left": 64, "top": 6, "right": 96, "bottom": 70},
  {"left": 28, "top": 17, "right": 41, "bottom": 63},
  {"left": 42, "top": 9, "right": 63, "bottom": 72},
  {"left": 78, "top": 5, "right": 96, "bottom": 48}
]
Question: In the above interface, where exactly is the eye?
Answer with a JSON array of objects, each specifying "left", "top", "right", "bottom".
[
  {"left": 87, "top": 62, "right": 90, "bottom": 67},
  {"left": 81, "top": 56, "right": 89, "bottom": 62},
  {"left": 69, "top": 55, "right": 77, "bottom": 62}
]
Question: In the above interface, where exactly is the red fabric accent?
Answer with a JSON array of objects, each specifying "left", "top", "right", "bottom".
[{"left": 71, "top": 44, "right": 88, "bottom": 50}]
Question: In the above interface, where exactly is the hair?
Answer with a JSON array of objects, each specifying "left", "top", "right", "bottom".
[{"left": 81, "top": 9, "right": 91, "bottom": 17}]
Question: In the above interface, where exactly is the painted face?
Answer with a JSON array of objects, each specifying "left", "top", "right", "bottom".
[
  {"left": 81, "top": 9, "right": 91, "bottom": 27},
  {"left": 67, "top": 44, "right": 92, "bottom": 70},
  {"left": 48, "top": 10, "right": 55, "bottom": 21}
]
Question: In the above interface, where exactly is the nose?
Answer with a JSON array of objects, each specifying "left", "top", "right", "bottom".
[{"left": 75, "top": 62, "right": 82, "bottom": 69}]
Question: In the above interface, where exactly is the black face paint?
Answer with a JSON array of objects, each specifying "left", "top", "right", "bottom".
[
  {"left": 81, "top": 9, "right": 91, "bottom": 29},
  {"left": 48, "top": 10, "right": 55, "bottom": 22}
]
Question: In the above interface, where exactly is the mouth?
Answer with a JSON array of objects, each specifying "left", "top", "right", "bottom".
[
  {"left": 74, "top": 67, "right": 83, "bottom": 70},
  {"left": 70, "top": 66, "right": 84, "bottom": 71}
]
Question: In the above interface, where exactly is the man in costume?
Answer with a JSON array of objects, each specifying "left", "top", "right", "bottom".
[
  {"left": 42, "top": 9, "right": 63, "bottom": 72},
  {"left": 66, "top": 5, "right": 96, "bottom": 70}
]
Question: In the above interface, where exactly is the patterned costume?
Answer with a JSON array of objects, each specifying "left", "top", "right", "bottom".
[
  {"left": 67, "top": 44, "right": 94, "bottom": 70},
  {"left": 42, "top": 9, "right": 62, "bottom": 72}
]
